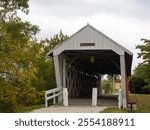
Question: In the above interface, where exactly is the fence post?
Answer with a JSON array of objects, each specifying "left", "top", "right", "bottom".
[
  {"left": 45, "top": 92, "right": 48, "bottom": 107},
  {"left": 118, "top": 89, "right": 122, "bottom": 109},
  {"left": 92, "top": 88, "right": 97, "bottom": 107},
  {"left": 63, "top": 88, "right": 68, "bottom": 106},
  {"left": 58, "top": 90, "right": 63, "bottom": 102},
  {"left": 53, "top": 92, "right": 56, "bottom": 104},
  {"left": 60, "top": 92, "right": 63, "bottom": 101}
]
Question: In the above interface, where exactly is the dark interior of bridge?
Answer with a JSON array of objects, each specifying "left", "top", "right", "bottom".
[{"left": 61, "top": 50, "right": 132, "bottom": 98}]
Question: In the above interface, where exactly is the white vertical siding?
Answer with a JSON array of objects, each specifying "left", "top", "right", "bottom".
[{"left": 53, "top": 26, "right": 125, "bottom": 56}]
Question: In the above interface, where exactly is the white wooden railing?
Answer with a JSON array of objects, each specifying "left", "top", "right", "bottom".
[{"left": 45, "top": 87, "right": 63, "bottom": 107}]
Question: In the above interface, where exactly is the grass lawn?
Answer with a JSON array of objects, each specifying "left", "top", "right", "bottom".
[
  {"left": 101, "top": 107, "right": 127, "bottom": 113},
  {"left": 16, "top": 104, "right": 44, "bottom": 113},
  {"left": 101, "top": 94, "right": 150, "bottom": 113},
  {"left": 129, "top": 94, "right": 150, "bottom": 112}
]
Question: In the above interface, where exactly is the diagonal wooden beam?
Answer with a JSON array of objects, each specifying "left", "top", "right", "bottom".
[{"left": 108, "top": 57, "right": 120, "bottom": 70}]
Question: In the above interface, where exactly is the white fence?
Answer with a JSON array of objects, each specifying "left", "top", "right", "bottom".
[
  {"left": 45, "top": 87, "right": 98, "bottom": 107},
  {"left": 45, "top": 87, "right": 63, "bottom": 107}
]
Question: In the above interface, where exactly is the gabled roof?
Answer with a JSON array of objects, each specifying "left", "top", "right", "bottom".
[
  {"left": 47, "top": 24, "right": 133, "bottom": 57},
  {"left": 47, "top": 24, "right": 133, "bottom": 75}
]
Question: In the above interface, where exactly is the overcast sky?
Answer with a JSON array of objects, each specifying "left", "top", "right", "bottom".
[{"left": 20, "top": 0, "right": 150, "bottom": 71}]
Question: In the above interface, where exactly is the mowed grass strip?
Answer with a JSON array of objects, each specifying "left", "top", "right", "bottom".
[
  {"left": 101, "top": 107, "right": 127, "bottom": 113},
  {"left": 101, "top": 94, "right": 150, "bottom": 113},
  {"left": 129, "top": 94, "right": 150, "bottom": 112}
]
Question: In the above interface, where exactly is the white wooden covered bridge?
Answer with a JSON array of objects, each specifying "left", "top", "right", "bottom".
[{"left": 45, "top": 24, "right": 133, "bottom": 109}]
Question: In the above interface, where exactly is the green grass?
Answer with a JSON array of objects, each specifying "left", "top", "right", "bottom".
[
  {"left": 16, "top": 104, "right": 44, "bottom": 113},
  {"left": 101, "top": 94, "right": 150, "bottom": 113},
  {"left": 101, "top": 107, "right": 127, "bottom": 113},
  {"left": 129, "top": 94, "right": 150, "bottom": 113}
]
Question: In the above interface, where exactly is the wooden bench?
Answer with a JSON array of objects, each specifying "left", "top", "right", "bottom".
[{"left": 128, "top": 101, "right": 136, "bottom": 112}]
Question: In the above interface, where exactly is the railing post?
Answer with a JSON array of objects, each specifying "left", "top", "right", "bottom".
[
  {"left": 53, "top": 92, "right": 56, "bottom": 104},
  {"left": 58, "top": 88, "right": 63, "bottom": 102},
  {"left": 63, "top": 88, "right": 68, "bottom": 106},
  {"left": 118, "top": 89, "right": 122, "bottom": 109},
  {"left": 58, "top": 91, "right": 63, "bottom": 102},
  {"left": 92, "top": 88, "right": 97, "bottom": 107},
  {"left": 45, "top": 92, "right": 48, "bottom": 107}
]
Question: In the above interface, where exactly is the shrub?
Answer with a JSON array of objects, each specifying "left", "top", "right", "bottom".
[
  {"left": 101, "top": 80, "right": 112, "bottom": 94},
  {"left": 129, "top": 76, "right": 147, "bottom": 94}
]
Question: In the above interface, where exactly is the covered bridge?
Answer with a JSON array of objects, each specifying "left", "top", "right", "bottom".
[{"left": 47, "top": 24, "right": 133, "bottom": 109}]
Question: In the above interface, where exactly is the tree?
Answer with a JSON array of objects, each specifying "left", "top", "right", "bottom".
[
  {"left": 129, "top": 39, "right": 150, "bottom": 94},
  {"left": 32, "top": 30, "right": 69, "bottom": 91},
  {"left": 42, "top": 30, "right": 69, "bottom": 52},
  {"left": 101, "top": 79, "right": 111, "bottom": 94},
  {"left": 0, "top": 0, "right": 29, "bottom": 22},
  {"left": 0, "top": 0, "right": 69, "bottom": 112},
  {"left": 129, "top": 76, "right": 146, "bottom": 94},
  {"left": 0, "top": 22, "right": 42, "bottom": 112},
  {"left": 136, "top": 39, "right": 150, "bottom": 90},
  {"left": 0, "top": 0, "right": 42, "bottom": 112}
]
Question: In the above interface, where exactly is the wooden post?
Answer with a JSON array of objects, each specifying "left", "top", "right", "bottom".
[
  {"left": 63, "top": 88, "right": 68, "bottom": 106},
  {"left": 120, "top": 55, "right": 127, "bottom": 109},
  {"left": 53, "top": 92, "right": 56, "bottom": 104},
  {"left": 58, "top": 91, "right": 63, "bottom": 102},
  {"left": 63, "top": 58, "right": 66, "bottom": 88},
  {"left": 118, "top": 89, "right": 122, "bottom": 109},
  {"left": 92, "top": 88, "right": 97, "bottom": 106},
  {"left": 112, "top": 74, "right": 115, "bottom": 94},
  {"left": 97, "top": 75, "right": 102, "bottom": 95},
  {"left": 125, "top": 71, "right": 129, "bottom": 107},
  {"left": 54, "top": 55, "right": 63, "bottom": 102},
  {"left": 54, "top": 56, "right": 62, "bottom": 87}
]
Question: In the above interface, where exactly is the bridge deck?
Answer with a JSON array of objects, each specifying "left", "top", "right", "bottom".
[
  {"left": 61, "top": 96, "right": 118, "bottom": 107},
  {"left": 32, "top": 96, "right": 118, "bottom": 113}
]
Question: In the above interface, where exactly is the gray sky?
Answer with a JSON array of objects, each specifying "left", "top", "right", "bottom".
[{"left": 20, "top": 0, "right": 150, "bottom": 71}]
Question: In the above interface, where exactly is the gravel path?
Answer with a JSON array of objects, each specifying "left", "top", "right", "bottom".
[{"left": 32, "top": 106, "right": 107, "bottom": 113}]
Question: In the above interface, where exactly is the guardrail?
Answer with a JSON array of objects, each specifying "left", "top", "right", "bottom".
[{"left": 45, "top": 87, "right": 63, "bottom": 107}]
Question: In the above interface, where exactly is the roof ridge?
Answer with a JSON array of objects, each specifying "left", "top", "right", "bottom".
[{"left": 47, "top": 24, "right": 133, "bottom": 56}]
